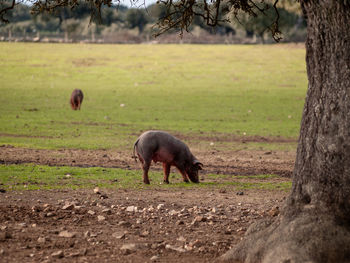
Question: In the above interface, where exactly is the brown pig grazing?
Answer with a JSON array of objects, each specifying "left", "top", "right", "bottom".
[
  {"left": 133, "top": 130, "right": 203, "bottom": 184},
  {"left": 70, "top": 89, "right": 84, "bottom": 110}
]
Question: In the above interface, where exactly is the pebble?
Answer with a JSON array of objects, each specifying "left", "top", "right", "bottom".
[
  {"left": 62, "top": 204, "right": 74, "bottom": 210},
  {"left": 150, "top": 255, "right": 159, "bottom": 261},
  {"left": 87, "top": 210, "right": 95, "bottom": 215},
  {"left": 120, "top": 243, "right": 138, "bottom": 254},
  {"left": 157, "top": 204, "right": 164, "bottom": 210},
  {"left": 51, "top": 250, "right": 64, "bottom": 258},
  {"left": 165, "top": 244, "right": 186, "bottom": 253},
  {"left": 112, "top": 232, "right": 125, "bottom": 239},
  {"left": 58, "top": 230, "right": 76, "bottom": 238},
  {"left": 37, "top": 237, "right": 46, "bottom": 243},
  {"left": 126, "top": 206, "right": 137, "bottom": 212},
  {"left": 97, "top": 215, "right": 106, "bottom": 222}
]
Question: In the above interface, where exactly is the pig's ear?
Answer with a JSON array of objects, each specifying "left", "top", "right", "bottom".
[{"left": 193, "top": 160, "right": 203, "bottom": 170}]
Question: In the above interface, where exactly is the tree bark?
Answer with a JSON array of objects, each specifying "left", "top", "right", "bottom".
[{"left": 219, "top": 1, "right": 350, "bottom": 262}]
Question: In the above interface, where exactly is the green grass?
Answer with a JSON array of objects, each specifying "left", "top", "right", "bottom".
[
  {"left": 0, "top": 43, "right": 306, "bottom": 151},
  {"left": 0, "top": 164, "right": 292, "bottom": 191}
]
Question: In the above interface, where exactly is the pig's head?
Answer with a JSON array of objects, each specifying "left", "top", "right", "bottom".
[{"left": 186, "top": 160, "right": 203, "bottom": 183}]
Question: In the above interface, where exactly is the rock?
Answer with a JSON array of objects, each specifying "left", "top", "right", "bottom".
[
  {"left": 194, "top": 215, "right": 206, "bottom": 222},
  {"left": 37, "top": 237, "right": 46, "bottom": 243},
  {"left": 45, "top": 212, "right": 55, "bottom": 217},
  {"left": 140, "top": 231, "right": 149, "bottom": 237},
  {"left": 126, "top": 206, "right": 137, "bottom": 212},
  {"left": 268, "top": 206, "right": 279, "bottom": 217},
  {"left": 165, "top": 244, "right": 186, "bottom": 253},
  {"left": 62, "top": 204, "right": 74, "bottom": 210},
  {"left": 120, "top": 243, "right": 138, "bottom": 254},
  {"left": 84, "top": 231, "right": 90, "bottom": 238},
  {"left": 169, "top": 210, "right": 178, "bottom": 216},
  {"left": 93, "top": 187, "right": 100, "bottom": 194},
  {"left": 51, "top": 250, "right": 64, "bottom": 259},
  {"left": 236, "top": 191, "right": 244, "bottom": 195},
  {"left": 157, "top": 204, "right": 164, "bottom": 210},
  {"left": 58, "top": 230, "right": 76, "bottom": 238},
  {"left": 150, "top": 255, "right": 159, "bottom": 261},
  {"left": 87, "top": 210, "right": 95, "bottom": 215},
  {"left": 112, "top": 232, "right": 125, "bottom": 239},
  {"left": 176, "top": 220, "right": 185, "bottom": 225},
  {"left": 118, "top": 221, "right": 131, "bottom": 227},
  {"left": 177, "top": 236, "right": 186, "bottom": 242},
  {"left": 97, "top": 215, "right": 106, "bottom": 222},
  {"left": 102, "top": 208, "right": 111, "bottom": 214},
  {"left": 189, "top": 239, "right": 202, "bottom": 247}
]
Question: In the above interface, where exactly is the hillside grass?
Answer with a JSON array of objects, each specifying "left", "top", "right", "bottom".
[{"left": 0, "top": 43, "right": 307, "bottom": 151}]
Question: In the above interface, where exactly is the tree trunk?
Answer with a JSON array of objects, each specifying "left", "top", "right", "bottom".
[{"left": 219, "top": 1, "right": 350, "bottom": 262}]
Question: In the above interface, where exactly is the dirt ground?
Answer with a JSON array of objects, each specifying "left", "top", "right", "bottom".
[{"left": 0, "top": 145, "right": 295, "bottom": 262}]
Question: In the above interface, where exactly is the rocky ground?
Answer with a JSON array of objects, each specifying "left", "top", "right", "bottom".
[{"left": 0, "top": 145, "right": 294, "bottom": 262}]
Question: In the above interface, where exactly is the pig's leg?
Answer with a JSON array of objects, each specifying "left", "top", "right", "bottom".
[
  {"left": 163, "top": 163, "right": 170, "bottom": 184},
  {"left": 176, "top": 166, "right": 189, "bottom": 183},
  {"left": 142, "top": 159, "right": 151, "bottom": 184},
  {"left": 137, "top": 154, "right": 150, "bottom": 184}
]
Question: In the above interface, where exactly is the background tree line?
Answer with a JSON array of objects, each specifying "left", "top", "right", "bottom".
[{"left": 0, "top": 0, "right": 306, "bottom": 43}]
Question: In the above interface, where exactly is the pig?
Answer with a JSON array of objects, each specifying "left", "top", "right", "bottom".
[
  {"left": 133, "top": 130, "right": 203, "bottom": 184},
  {"left": 70, "top": 89, "right": 84, "bottom": 110}
]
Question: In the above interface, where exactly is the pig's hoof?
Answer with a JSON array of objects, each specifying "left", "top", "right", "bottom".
[
  {"left": 143, "top": 180, "right": 150, "bottom": 184},
  {"left": 184, "top": 180, "right": 189, "bottom": 183},
  {"left": 163, "top": 180, "right": 169, "bottom": 184}
]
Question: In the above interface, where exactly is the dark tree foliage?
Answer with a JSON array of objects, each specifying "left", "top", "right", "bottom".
[{"left": 1, "top": 0, "right": 282, "bottom": 40}]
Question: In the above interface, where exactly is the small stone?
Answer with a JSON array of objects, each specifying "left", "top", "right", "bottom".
[
  {"left": 112, "top": 232, "right": 125, "bottom": 239},
  {"left": 45, "top": 212, "right": 55, "bottom": 217},
  {"left": 157, "top": 204, "right": 164, "bottom": 210},
  {"left": 126, "top": 206, "right": 137, "bottom": 212},
  {"left": 59, "top": 230, "right": 76, "bottom": 238},
  {"left": 87, "top": 210, "right": 95, "bottom": 215},
  {"left": 97, "top": 215, "right": 106, "bottom": 221},
  {"left": 268, "top": 206, "right": 279, "bottom": 217},
  {"left": 102, "top": 208, "right": 111, "bottom": 214},
  {"left": 165, "top": 244, "right": 186, "bottom": 253},
  {"left": 120, "top": 243, "right": 138, "bottom": 254},
  {"left": 233, "top": 217, "right": 240, "bottom": 223},
  {"left": 150, "top": 255, "right": 159, "bottom": 261},
  {"left": 37, "top": 237, "right": 46, "bottom": 243},
  {"left": 93, "top": 187, "right": 100, "bottom": 194},
  {"left": 118, "top": 221, "right": 131, "bottom": 227},
  {"left": 51, "top": 250, "right": 64, "bottom": 258},
  {"left": 62, "top": 204, "right": 74, "bottom": 210},
  {"left": 177, "top": 236, "right": 186, "bottom": 242},
  {"left": 236, "top": 191, "right": 244, "bottom": 195},
  {"left": 194, "top": 215, "right": 206, "bottom": 222},
  {"left": 140, "top": 231, "right": 149, "bottom": 237}
]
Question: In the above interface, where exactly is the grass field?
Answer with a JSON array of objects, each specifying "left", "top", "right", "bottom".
[
  {"left": 0, "top": 164, "right": 291, "bottom": 191},
  {"left": 0, "top": 43, "right": 307, "bottom": 151}
]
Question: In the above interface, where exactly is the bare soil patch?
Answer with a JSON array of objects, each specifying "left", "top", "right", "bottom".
[
  {"left": 0, "top": 145, "right": 295, "bottom": 177},
  {"left": 0, "top": 188, "right": 286, "bottom": 263}
]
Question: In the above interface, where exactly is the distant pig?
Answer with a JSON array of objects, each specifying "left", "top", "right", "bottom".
[
  {"left": 70, "top": 89, "right": 84, "bottom": 110},
  {"left": 133, "top": 130, "right": 203, "bottom": 184}
]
